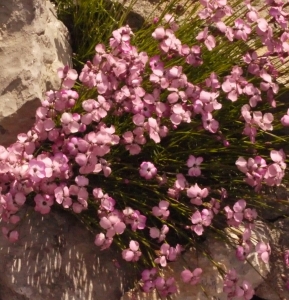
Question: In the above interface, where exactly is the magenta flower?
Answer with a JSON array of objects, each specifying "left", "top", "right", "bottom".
[
  {"left": 57, "top": 65, "right": 78, "bottom": 89},
  {"left": 139, "top": 161, "right": 157, "bottom": 180},
  {"left": 123, "top": 207, "right": 146, "bottom": 231},
  {"left": 187, "top": 155, "right": 203, "bottom": 177},
  {"left": 181, "top": 268, "right": 202, "bottom": 285},
  {"left": 224, "top": 199, "right": 247, "bottom": 227},
  {"left": 202, "top": 112, "right": 219, "bottom": 133},
  {"left": 170, "top": 103, "right": 191, "bottom": 125},
  {"left": 149, "top": 56, "right": 164, "bottom": 76},
  {"left": 252, "top": 111, "right": 274, "bottom": 131},
  {"left": 234, "top": 18, "right": 251, "bottom": 41},
  {"left": 154, "top": 276, "right": 177, "bottom": 297},
  {"left": 99, "top": 214, "right": 126, "bottom": 238},
  {"left": 152, "top": 27, "right": 166, "bottom": 40},
  {"left": 154, "top": 243, "right": 182, "bottom": 267},
  {"left": 150, "top": 224, "right": 169, "bottom": 242},
  {"left": 28, "top": 160, "right": 46, "bottom": 182},
  {"left": 191, "top": 209, "right": 213, "bottom": 235},
  {"left": 54, "top": 185, "right": 72, "bottom": 208},
  {"left": 209, "top": 198, "right": 220, "bottom": 215},
  {"left": 216, "top": 21, "right": 234, "bottom": 41},
  {"left": 2, "top": 227, "right": 19, "bottom": 243},
  {"left": 236, "top": 243, "right": 252, "bottom": 261},
  {"left": 187, "top": 183, "right": 209, "bottom": 205},
  {"left": 281, "top": 108, "right": 289, "bottom": 126},
  {"left": 99, "top": 195, "right": 116, "bottom": 214},
  {"left": 152, "top": 200, "right": 170, "bottom": 220},
  {"left": 237, "top": 280, "right": 255, "bottom": 299},
  {"left": 264, "top": 156, "right": 285, "bottom": 187},
  {"left": 146, "top": 117, "right": 162, "bottom": 143},
  {"left": 196, "top": 27, "right": 216, "bottom": 51},
  {"left": 141, "top": 268, "right": 158, "bottom": 293},
  {"left": 75, "top": 175, "right": 89, "bottom": 187},
  {"left": 122, "top": 240, "right": 142, "bottom": 262},
  {"left": 94, "top": 233, "right": 113, "bottom": 250},
  {"left": 34, "top": 194, "right": 54, "bottom": 214},
  {"left": 60, "top": 112, "right": 80, "bottom": 134},
  {"left": 256, "top": 242, "right": 271, "bottom": 263}
]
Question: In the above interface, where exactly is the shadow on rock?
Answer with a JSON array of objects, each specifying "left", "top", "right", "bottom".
[{"left": 0, "top": 206, "right": 135, "bottom": 300}]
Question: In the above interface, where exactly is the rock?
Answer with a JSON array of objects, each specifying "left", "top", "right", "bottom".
[
  {"left": 122, "top": 223, "right": 270, "bottom": 300},
  {"left": 0, "top": 206, "right": 134, "bottom": 300},
  {"left": 255, "top": 218, "right": 289, "bottom": 300},
  {"left": 0, "top": 0, "right": 72, "bottom": 147}
]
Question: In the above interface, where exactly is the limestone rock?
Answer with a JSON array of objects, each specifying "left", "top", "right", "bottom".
[
  {"left": 0, "top": 0, "right": 72, "bottom": 146},
  {"left": 255, "top": 218, "right": 289, "bottom": 300},
  {"left": 122, "top": 223, "right": 270, "bottom": 300},
  {"left": 0, "top": 206, "right": 134, "bottom": 300}
]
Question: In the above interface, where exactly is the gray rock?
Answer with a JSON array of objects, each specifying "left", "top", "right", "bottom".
[
  {"left": 255, "top": 218, "right": 289, "bottom": 300},
  {"left": 122, "top": 223, "right": 270, "bottom": 300},
  {"left": 0, "top": 0, "right": 72, "bottom": 146},
  {"left": 0, "top": 206, "right": 134, "bottom": 300}
]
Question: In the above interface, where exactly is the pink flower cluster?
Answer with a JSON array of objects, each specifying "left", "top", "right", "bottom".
[
  {"left": 1, "top": 0, "right": 289, "bottom": 297},
  {"left": 141, "top": 268, "right": 177, "bottom": 297},
  {"left": 223, "top": 269, "right": 255, "bottom": 299},
  {"left": 236, "top": 149, "right": 286, "bottom": 191}
]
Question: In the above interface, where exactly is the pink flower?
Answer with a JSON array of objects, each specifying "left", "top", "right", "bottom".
[
  {"left": 57, "top": 65, "right": 78, "bottom": 89},
  {"left": 122, "top": 240, "right": 142, "bottom": 262},
  {"left": 202, "top": 112, "right": 219, "bottom": 133},
  {"left": 196, "top": 27, "right": 216, "bottom": 51},
  {"left": 28, "top": 160, "right": 46, "bottom": 182},
  {"left": 141, "top": 268, "right": 158, "bottom": 293},
  {"left": 60, "top": 112, "right": 80, "bottom": 134},
  {"left": 187, "top": 155, "right": 203, "bottom": 176},
  {"left": 75, "top": 175, "right": 89, "bottom": 187},
  {"left": 94, "top": 233, "right": 113, "bottom": 250},
  {"left": 142, "top": 267, "right": 157, "bottom": 281},
  {"left": 2, "top": 227, "right": 19, "bottom": 243},
  {"left": 149, "top": 56, "right": 164, "bottom": 76},
  {"left": 170, "top": 104, "right": 191, "bottom": 125},
  {"left": 209, "top": 198, "right": 220, "bottom": 215},
  {"left": 187, "top": 183, "right": 209, "bottom": 205},
  {"left": 152, "top": 200, "right": 170, "bottom": 220},
  {"left": 152, "top": 27, "right": 166, "bottom": 40},
  {"left": 123, "top": 207, "right": 146, "bottom": 231},
  {"left": 216, "top": 21, "right": 234, "bottom": 41},
  {"left": 154, "top": 243, "right": 182, "bottom": 267},
  {"left": 181, "top": 268, "right": 202, "bottom": 285},
  {"left": 150, "top": 225, "right": 169, "bottom": 242},
  {"left": 281, "top": 108, "right": 289, "bottom": 126},
  {"left": 191, "top": 209, "right": 213, "bottom": 235},
  {"left": 224, "top": 199, "right": 247, "bottom": 226},
  {"left": 154, "top": 276, "right": 177, "bottom": 297},
  {"left": 100, "top": 158, "right": 112, "bottom": 177},
  {"left": 99, "top": 214, "right": 126, "bottom": 238},
  {"left": 34, "top": 194, "right": 54, "bottom": 214},
  {"left": 174, "top": 173, "right": 188, "bottom": 191},
  {"left": 236, "top": 243, "right": 252, "bottom": 261},
  {"left": 146, "top": 117, "right": 162, "bottom": 143},
  {"left": 256, "top": 242, "right": 271, "bottom": 263},
  {"left": 222, "top": 66, "right": 246, "bottom": 101},
  {"left": 252, "top": 111, "right": 274, "bottom": 131},
  {"left": 139, "top": 161, "right": 157, "bottom": 180},
  {"left": 54, "top": 185, "right": 72, "bottom": 208},
  {"left": 234, "top": 19, "right": 251, "bottom": 41}
]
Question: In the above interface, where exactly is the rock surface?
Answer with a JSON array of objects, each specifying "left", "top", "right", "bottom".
[
  {"left": 122, "top": 223, "right": 271, "bottom": 300},
  {"left": 0, "top": 206, "right": 134, "bottom": 300},
  {"left": 0, "top": 0, "right": 72, "bottom": 147},
  {"left": 255, "top": 218, "right": 289, "bottom": 300}
]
